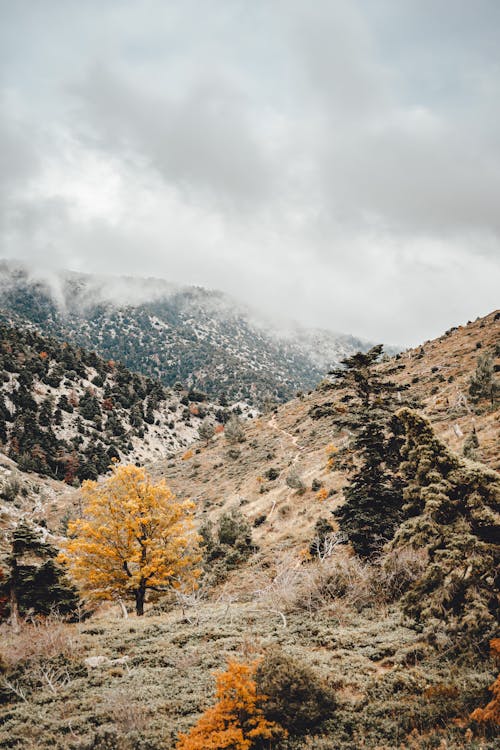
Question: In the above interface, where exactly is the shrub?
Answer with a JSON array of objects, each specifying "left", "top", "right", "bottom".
[
  {"left": 199, "top": 508, "right": 257, "bottom": 584},
  {"left": 470, "top": 638, "right": 500, "bottom": 730},
  {"left": 255, "top": 648, "right": 336, "bottom": 734},
  {"left": 265, "top": 468, "right": 280, "bottom": 481},
  {"left": 286, "top": 470, "right": 306, "bottom": 494},
  {"left": 376, "top": 547, "right": 428, "bottom": 602},
  {"left": 176, "top": 659, "right": 286, "bottom": 750},
  {"left": 224, "top": 416, "right": 245, "bottom": 445},
  {"left": 0, "top": 478, "right": 21, "bottom": 502}
]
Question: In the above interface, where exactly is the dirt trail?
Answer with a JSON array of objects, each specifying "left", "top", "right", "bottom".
[{"left": 267, "top": 414, "right": 305, "bottom": 465}]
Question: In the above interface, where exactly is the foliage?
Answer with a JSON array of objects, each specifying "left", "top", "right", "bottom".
[
  {"left": 198, "top": 418, "right": 215, "bottom": 444},
  {"left": 308, "top": 517, "right": 335, "bottom": 557},
  {"left": 59, "top": 464, "right": 200, "bottom": 615},
  {"left": 389, "top": 408, "right": 500, "bottom": 649},
  {"left": 224, "top": 415, "right": 246, "bottom": 445},
  {"left": 0, "top": 521, "right": 80, "bottom": 621},
  {"left": 285, "top": 470, "right": 306, "bottom": 494},
  {"left": 469, "top": 352, "right": 498, "bottom": 407},
  {"left": 463, "top": 427, "right": 480, "bottom": 460},
  {"left": 470, "top": 639, "right": 500, "bottom": 729},
  {"left": 200, "top": 508, "right": 256, "bottom": 584},
  {"left": 0, "top": 322, "right": 183, "bottom": 482},
  {"left": 254, "top": 647, "right": 336, "bottom": 734},
  {"left": 327, "top": 345, "right": 408, "bottom": 557},
  {"left": 176, "top": 659, "right": 286, "bottom": 750}
]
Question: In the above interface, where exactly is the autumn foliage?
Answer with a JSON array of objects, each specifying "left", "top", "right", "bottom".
[
  {"left": 176, "top": 659, "right": 286, "bottom": 750},
  {"left": 470, "top": 639, "right": 500, "bottom": 728},
  {"left": 59, "top": 464, "right": 200, "bottom": 615}
]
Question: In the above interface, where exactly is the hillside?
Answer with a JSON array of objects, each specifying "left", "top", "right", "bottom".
[
  {"left": 149, "top": 309, "right": 499, "bottom": 557},
  {"left": 0, "top": 310, "right": 498, "bottom": 750},
  {"left": 0, "top": 322, "right": 248, "bottom": 486},
  {"left": 0, "top": 261, "right": 372, "bottom": 405}
]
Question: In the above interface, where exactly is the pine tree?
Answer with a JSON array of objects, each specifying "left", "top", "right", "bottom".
[
  {"left": 469, "top": 352, "right": 498, "bottom": 407},
  {"left": 326, "top": 346, "right": 408, "bottom": 557},
  {"left": 389, "top": 408, "right": 500, "bottom": 649},
  {"left": 1, "top": 521, "right": 80, "bottom": 624}
]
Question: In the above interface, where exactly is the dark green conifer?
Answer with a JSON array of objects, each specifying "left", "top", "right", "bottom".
[
  {"left": 327, "top": 346, "right": 408, "bottom": 557},
  {"left": 389, "top": 408, "right": 500, "bottom": 649},
  {"left": 1, "top": 521, "right": 80, "bottom": 621},
  {"left": 469, "top": 352, "right": 498, "bottom": 407}
]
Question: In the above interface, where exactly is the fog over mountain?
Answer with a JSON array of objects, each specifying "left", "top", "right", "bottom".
[
  {"left": 0, "top": 261, "right": 374, "bottom": 404},
  {"left": 1, "top": 1, "right": 499, "bottom": 345}
]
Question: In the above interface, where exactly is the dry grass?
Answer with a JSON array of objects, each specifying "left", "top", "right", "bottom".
[{"left": 0, "top": 616, "right": 83, "bottom": 670}]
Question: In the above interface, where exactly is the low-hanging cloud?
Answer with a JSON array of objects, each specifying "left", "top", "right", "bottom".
[{"left": 0, "top": 0, "right": 498, "bottom": 346}]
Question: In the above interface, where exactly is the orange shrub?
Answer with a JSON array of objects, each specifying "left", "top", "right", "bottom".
[
  {"left": 176, "top": 659, "right": 286, "bottom": 750},
  {"left": 316, "top": 488, "right": 329, "bottom": 502},
  {"left": 470, "top": 639, "right": 500, "bottom": 728},
  {"left": 182, "top": 449, "right": 194, "bottom": 461},
  {"left": 215, "top": 424, "right": 225, "bottom": 434}
]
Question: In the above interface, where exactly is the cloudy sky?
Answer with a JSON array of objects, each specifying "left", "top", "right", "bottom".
[{"left": 0, "top": 1, "right": 499, "bottom": 345}]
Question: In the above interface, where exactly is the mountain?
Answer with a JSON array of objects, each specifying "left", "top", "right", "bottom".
[
  {"left": 0, "top": 321, "right": 246, "bottom": 485},
  {"left": 0, "top": 307, "right": 498, "bottom": 750},
  {"left": 0, "top": 261, "right": 373, "bottom": 405},
  {"left": 147, "top": 309, "right": 500, "bottom": 555}
]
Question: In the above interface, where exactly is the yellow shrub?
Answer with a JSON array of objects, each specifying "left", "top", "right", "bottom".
[{"left": 176, "top": 659, "right": 286, "bottom": 750}]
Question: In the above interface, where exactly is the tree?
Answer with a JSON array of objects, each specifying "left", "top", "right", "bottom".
[
  {"left": 469, "top": 352, "right": 498, "bottom": 407},
  {"left": 388, "top": 408, "right": 500, "bottom": 649},
  {"left": 198, "top": 418, "right": 215, "bottom": 445},
  {"left": 176, "top": 659, "right": 286, "bottom": 750},
  {"left": 1, "top": 521, "right": 80, "bottom": 627},
  {"left": 59, "top": 464, "right": 200, "bottom": 615},
  {"left": 323, "top": 346, "right": 408, "bottom": 557},
  {"left": 224, "top": 415, "right": 245, "bottom": 445}
]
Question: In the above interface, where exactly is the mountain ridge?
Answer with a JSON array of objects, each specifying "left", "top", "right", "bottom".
[{"left": 0, "top": 260, "right": 374, "bottom": 405}]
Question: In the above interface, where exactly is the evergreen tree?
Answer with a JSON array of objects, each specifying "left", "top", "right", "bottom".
[
  {"left": 198, "top": 418, "right": 215, "bottom": 445},
  {"left": 1, "top": 521, "right": 80, "bottom": 623},
  {"left": 469, "top": 352, "right": 498, "bottom": 407},
  {"left": 463, "top": 427, "right": 480, "bottom": 460},
  {"left": 38, "top": 396, "right": 54, "bottom": 427},
  {"left": 325, "top": 346, "right": 408, "bottom": 557},
  {"left": 389, "top": 408, "right": 500, "bottom": 649}
]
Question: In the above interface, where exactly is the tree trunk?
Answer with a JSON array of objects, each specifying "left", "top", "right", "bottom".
[
  {"left": 9, "top": 585, "right": 20, "bottom": 634},
  {"left": 135, "top": 583, "right": 146, "bottom": 616},
  {"left": 117, "top": 598, "right": 128, "bottom": 619}
]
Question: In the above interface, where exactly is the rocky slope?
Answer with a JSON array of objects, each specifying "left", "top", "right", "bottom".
[
  {"left": 0, "top": 322, "right": 245, "bottom": 487},
  {"left": 149, "top": 309, "right": 499, "bottom": 558}
]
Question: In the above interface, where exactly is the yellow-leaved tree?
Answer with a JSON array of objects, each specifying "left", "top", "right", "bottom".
[{"left": 59, "top": 464, "right": 200, "bottom": 615}]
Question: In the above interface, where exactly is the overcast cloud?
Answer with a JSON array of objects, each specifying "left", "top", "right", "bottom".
[{"left": 0, "top": 0, "right": 499, "bottom": 345}]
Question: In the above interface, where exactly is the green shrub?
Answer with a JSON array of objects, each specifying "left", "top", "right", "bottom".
[{"left": 255, "top": 648, "right": 336, "bottom": 734}]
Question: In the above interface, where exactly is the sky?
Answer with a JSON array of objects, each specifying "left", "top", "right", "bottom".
[{"left": 0, "top": 0, "right": 499, "bottom": 346}]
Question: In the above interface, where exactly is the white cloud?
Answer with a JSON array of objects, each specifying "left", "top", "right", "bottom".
[{"left": 0, "top": 0, "right": 498, "bottom": 346}]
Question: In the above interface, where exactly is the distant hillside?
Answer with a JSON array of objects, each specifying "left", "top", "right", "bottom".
[
  {"left": 0, "top": 262, "right": 372, "bottom": 405},
  {"left": 147, "top": 309, "right": 499, "bottom": 557},
  {"left": 0, "top": 322, "right": 239, "bottom": 484}
]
